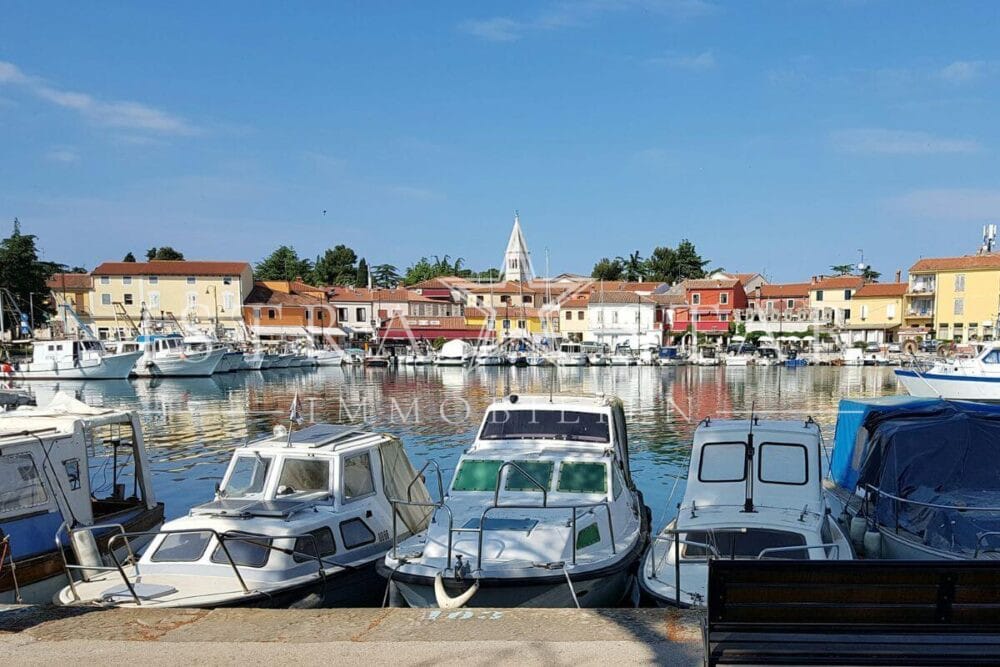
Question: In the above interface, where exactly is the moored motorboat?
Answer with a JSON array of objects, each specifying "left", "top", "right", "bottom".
[
  {"left": 55, "top": 422, "right": 431, "bottom": 608},
  {"left": 381, "top": 393, "right": 649, "bottom": 608},
  {"left": 435, "top": 340, "right": 472, "bottom": 367},
  {"left": 0, "top": 393, "right": 164, "bottom": 604},
  {"left": 895, "top": 343, "right": 1000, "bottom": 400},
  {"left": 556, "top": 342, "right": 589, "bottom": 367},
  {"left": 9, "top": 339, "right": 142, "bottom": 381},
  {"left": 640, "top": 416, "right": 852, "bottom": 607},
  {"left": 133, "top": 333, "right": 225, "bottom": 377}
]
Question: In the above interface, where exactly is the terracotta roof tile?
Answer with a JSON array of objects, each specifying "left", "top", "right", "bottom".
[
  {"left": 909, "top": 254, "right": 1000, "bottom": 272},
  {"left": 682, "top": 278, "right": 740, "bottom": 289},
  {"left": 46, "top": 273, "right": 92, "bottom": 290},
  {"left": 758, "top": 282, "right": 811, "bottom": 298},
  {"left": 810, "top": 275, "right": 865, "bottom": 290},
  {"left": 92, "top": 260, "right": 250, "bottom": 276},
  {"left": 853, "top": 282, "right": 908, "bottom": 298},
  {"left": 589, "top": 291, "right": 654, "bottom": 305}
]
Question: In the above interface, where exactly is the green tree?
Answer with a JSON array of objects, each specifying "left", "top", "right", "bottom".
[
  {"left": 146, "top": 246, "right": 185, "bottom": 261},
  {"left": 255, "top": 246, "right": 313, "bottom": 281},
  {"left": 672, "top": 239, "right": 709, "bottom": 280},
  {"left": 830, "top": 264, "right": 854, "bottom": 276},
  {"left": 371, "top": 263, "right": 401, "bottom": 288},
  {"left": 591, "top": 257, "right": 625, "bottom": 281},
  {"left": 313, "top": 245, "right": 358, "bottom": 285},
  {"left": 619, "top": 251, "right": 645, "bottom": 282},
  {"left": 0, "top": 219, "right": 57, "bottom": 329},
  {"left": 644, "top": 246, "right": 676, "bottom": 282},
  {"left": 356, "top": 257, "right": 370, "bottom": 287},
  {"left": 123, "top": 252, "right": 136, "bottom": 262},
  {"left": 862, "top": 266, "right": 881, "bottom": 282},
  {"left": 402, "top": 255, "right": 477, "bottom": 285}
]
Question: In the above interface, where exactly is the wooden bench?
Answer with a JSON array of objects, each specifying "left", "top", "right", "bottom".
[{"left": 704, "top": 559, "right": 1000, "bottom": 666}]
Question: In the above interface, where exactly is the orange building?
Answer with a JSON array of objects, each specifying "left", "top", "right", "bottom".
[{"left": 243, "top": 280, "right": 344, "bottom": 344}]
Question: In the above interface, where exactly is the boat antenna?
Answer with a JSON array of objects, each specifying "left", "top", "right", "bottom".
[{"left": 743, "top": 402, "right": 756, "bottom": 513}]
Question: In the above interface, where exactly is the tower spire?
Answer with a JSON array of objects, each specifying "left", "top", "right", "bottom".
[{"left": 503, "top": 211, "right": 534, "bottom": 283}]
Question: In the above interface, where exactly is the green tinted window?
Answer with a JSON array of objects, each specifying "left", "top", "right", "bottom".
[
  {"left": 452, "top": 459, "right": 503, "bottom": 492},
  {"left": 576, "top": 523, "right": 601, "bottom": 549},
  {"left": 557, "top": 462, "right": 608, "bottom": 493},
  {"left": 505, "top": 461, "right": 554, "bottom": 492}
]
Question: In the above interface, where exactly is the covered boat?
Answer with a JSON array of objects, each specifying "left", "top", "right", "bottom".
[
  {"left": 825, "top": 397, "right": 1000, "bottom": 560},
  {"left": 381, "top": 393, "right": 649, "bottom": 608}
]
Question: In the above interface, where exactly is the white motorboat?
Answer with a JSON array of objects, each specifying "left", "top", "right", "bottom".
[
  {"left": 724, "top": 354, "right": 752, "bottom": 367},
  {"left": 556, "top": 342, "right": 589, "bottom": 367},
  {"left": 609, "top": 353, "right": 636, "bottom": 366},
  {"left": 132, "top": 333, "right": 225, "bottom": 377},
  {"left": 435, "top": 340, "right": 472, "bottom": 367},
  {"left": 474, "top": 345, "right": 506, "bottom": 366},
  {"left": 640, "top": 416, "right": 853, "bottom": 608},
  {"left": 342, "top": 348, "right": 365, "bottom": 365},
  {"left": 0, "top": 393, "right": 164, "bottom": 604},
  {"left": 525, "top": 352, "right": 550, "bottom": 366},
  {"left": 895, "top": 343, "right": 1000, "bottom": 400},
  {"left": 8, "top": 339, "right": 142, "bottom": 380},
  {"left": 309, "top": 349, "right": 344, "bottom": 366},
  {"left": 382, "top": 393, "right": 650, "bottom": 608},
  {"left": 184, "top": 334, "right": 239, "bottom": 374},
  {"left": 56, "top": 422, "right": 432, "bottom": 609},
  {"left": 243, "top": 350, "right": 265, "bottom": 370},
  {"left": 506, "top": 351, "right": 528, "bottom": 366}
]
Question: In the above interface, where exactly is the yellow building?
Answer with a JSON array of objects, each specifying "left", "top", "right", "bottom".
[
  {"left": 559, "top": 295, "right": 589, "bottom": 342},
  {"left": 808, "top": 275, "right": 865, "bottom": 327},
  {"left": 464, "top": 305, "right": 558, "bottom": 342},
  {"left": 908, "top": 254, "right": 1000, "bottom": 343},
  {"left": 89, "top": 260, "right": 254, "bottom": 339},
  {"left": 46, "top": 272, "right": 94, "bottom": 336},
  {"left": 844, "top": 283, "right": 907, "bottom": 345}
]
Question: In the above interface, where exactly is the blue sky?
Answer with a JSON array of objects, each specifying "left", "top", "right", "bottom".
[{"left": 2, "top": 1, "right": 1000, "bottom": 282}]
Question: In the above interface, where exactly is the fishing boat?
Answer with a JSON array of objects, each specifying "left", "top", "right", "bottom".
[
  {"left": 342, "top": 348, "right": 365, "bottom": 365},
  {"left": 474, "top": 345, "right": 506, "bottom": 366},
  {"left": 556, "top": 342, "right": 589, "bottom": 367},
  {"left": 7, "top": 339, "right": 142, "bottom": 381},
  {"left": 0, "top": 393, "right": 164, "bottom": 604},
  {"left": 132, "top": 333, "right": 225, "bottom": 377},
  {"left": 895, "top": 343, "right": 1000, "bottom": 400},
  {"left": 184, "top": 334, "right": 242, "bottom": 374},
  {"left": 55, "top": 420, "right": 432, "bottom": 608},
  {"left": 640, "top": 416, "right": 852, "bottom": 608},
  {"left": 381, "top": 393, "right": 650, "bottom": 608},
  {"left": 363, "top": 353, "right": 390, "bottom": 368},
  {"left": 825, "top": 397, "right": 1000, "bottom": 560},
  {"left": 609, "top": 345, "right": 637, "bottom": 366},
  {"left": 308, "top": 348, "right": 344, "bottom": 366},
  {"left": 243, "top": 349, "right": 265, "bottom": 370},
  {"left": 435, "top": 340, "right": 472, "bottom": 367}
]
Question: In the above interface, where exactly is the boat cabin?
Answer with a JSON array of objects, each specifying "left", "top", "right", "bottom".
[
  {"left": 28, "top": 339, "right": 109, "bottom": 367},
  {"left": 138, "top": 333, "right": 186, "bottom": 356}
]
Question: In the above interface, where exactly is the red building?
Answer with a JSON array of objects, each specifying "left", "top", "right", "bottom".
[
  {"left": 670, "top": 278, "right": 748, "bottom": 339},
  {"left": 747, "top": 282, "right": 812, "bottom": 315}
]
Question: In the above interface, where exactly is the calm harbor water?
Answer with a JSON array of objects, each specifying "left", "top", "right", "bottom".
[{"left": 27, "top": 365, "right": 900, "bottom": 526}]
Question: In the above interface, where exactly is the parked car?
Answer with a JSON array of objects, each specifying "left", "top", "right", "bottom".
[
  {"left": 919, "top": 340, "right": 939, "bottom": 353},
  {"left": 887, "top": 343, "right": 901, "bottom": 353}
]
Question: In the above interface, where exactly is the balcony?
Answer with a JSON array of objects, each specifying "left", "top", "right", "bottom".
[
  {"left": 905, "top": 309, "right": 934, "bottom": 320},
  {"left": 906, "top": 281, "right": 936, "bottom": 296}
]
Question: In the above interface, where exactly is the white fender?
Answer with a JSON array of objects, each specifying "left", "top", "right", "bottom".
[{"left": 433, "top": 572, "right": 479, "bottom": 609}]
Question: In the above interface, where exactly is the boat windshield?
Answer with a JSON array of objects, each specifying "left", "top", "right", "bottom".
[
  {"left": 681, "top": 528, "right": 809, "bottom": 560},
  {"left": 221, "top": 454, "right": 272, "bottom": 498},
  {"left": 479, "top": 409, "right": 610, "bottom": 443}
]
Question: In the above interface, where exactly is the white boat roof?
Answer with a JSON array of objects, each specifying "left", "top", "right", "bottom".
[
  {"left": 487, "top": 393, "right": 618, "bottom": 412},
  {"left": 0, "top": 391, "right": 135, "bottom": 438},
  {"left": 682, "top": 417, "right": 824, "bottom": 513},
  {"left": 245, "top": 423, "right": 392, "bottom": 455}
]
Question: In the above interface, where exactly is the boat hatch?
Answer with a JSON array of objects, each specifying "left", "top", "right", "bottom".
[
  {"left": 285, "top": 423, "right": 371, "bottom": 448},
  {"left": 462, "top": 517, "right": 538, "bottom": 533},
  {"left": 190, "top": 498, "right": 316, "bottom": 518},
  {"left": 680, "top": 529, "right": 810, "bottom": 560},
  {"left": 100, "top": 582, "right": 178, "bottom": 602}
]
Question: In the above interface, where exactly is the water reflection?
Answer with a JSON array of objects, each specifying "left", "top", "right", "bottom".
[{"left": 21, "top": 365, "right": 901, "bottom": 524}]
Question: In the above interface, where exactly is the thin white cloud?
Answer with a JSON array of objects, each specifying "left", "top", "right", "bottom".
[
  {"left": 831, "top": 128, "right": 982, "bottom": 155},
  {"left": 44, "top": 148, "right": 80, "bottom": 164},
  {"left": 938, "top": 60, "right": 991, "bottom": 84},
  {"left": 888, "top": 188, "right": 1000, "bottom": 220},
  {"left": 0, "top": 60, "right": 198, "bottom": 135},
  {"left": 460, "top": 0, "right": 716, "bottom": 42},
  {"left": 647, "top": 50, "right": 716, "bottom": 70}
]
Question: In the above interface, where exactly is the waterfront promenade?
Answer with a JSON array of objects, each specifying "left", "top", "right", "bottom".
[{"left": 0, "top": 605, "right": 703, "bottom": 665}]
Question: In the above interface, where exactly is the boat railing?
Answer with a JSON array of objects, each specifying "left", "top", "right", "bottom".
[
  {"left": 61, "top": 526, "right": 326, "bottom": 606},
  {"left": 864, "top": 484, "right": 1000, "bottom": 539},
  {"left": 974, "top": 532, "right": 1000, "bottom": 558},
  {"left": 389, "top": 459, "right": 450, "bottom": 562},
  {"left": 56, "top": 521, "right": 138, "bottom": 604},
  {"left": 756, "top": 543, "right": 841, "bottom": 559}
]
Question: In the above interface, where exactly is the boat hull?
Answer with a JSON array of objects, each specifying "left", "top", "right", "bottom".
[
  {"left": 895, "top": 369, "right": 1000, "bottom": 400},
  {"left": 14, "top": 351, "right": 143, "bottom": 381},
  {"left": 133, "top": 349, "right": 225, "bottom": 377}
]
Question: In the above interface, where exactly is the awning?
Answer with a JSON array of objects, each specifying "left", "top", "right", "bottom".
[
  {"left": 251, "top": 325, "right": 347, "bottom": 337},
  {"left": 841, "top": 323, "right": 901, "bottom": 331}
]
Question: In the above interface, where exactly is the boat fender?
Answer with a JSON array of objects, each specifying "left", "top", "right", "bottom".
[
  {"left": 863, "top": 530, "right": 882, "bottom": 559},
  {"left": 70, "top": 529, "right": 104, "bottom": 581},
  {"left": 848, "top": 516, "right": 867, "bottom": 551},
  {"left": 433, "top": 572, "right": 479, "bottom": 609}
]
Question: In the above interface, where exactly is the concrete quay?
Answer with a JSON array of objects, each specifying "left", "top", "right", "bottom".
[{"left": 0, "top": 605, "right": 704, "bottom": 666}]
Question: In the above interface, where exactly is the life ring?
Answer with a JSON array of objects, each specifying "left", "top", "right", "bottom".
[
  {"left": 433, "top": 572, "right": 480, "bottom": 609},
  {"left": 903, "top": 340, "right": 917, "bottom": 355}
]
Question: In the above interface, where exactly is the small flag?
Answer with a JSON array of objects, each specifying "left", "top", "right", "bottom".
[{"left": 289, "top": 392, "right": 303, "bottom": 425}]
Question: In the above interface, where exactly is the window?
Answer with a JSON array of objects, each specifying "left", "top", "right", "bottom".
[
  {"left": 612, "top": 312, "right": 618, "bottom": 324},
  {"left": 578, "top": 311, "right": 584, "bottom": 320},
  {"left": 691, "top": 293, "right": 701, "bottom": 305},
  {"left": 148, "top": 276, "right": 158, "bottom": 284},
  {"left": 983, "top": 350, "right": 1000, "bottom": 364},
  {"left": 480, "top": 409, "right": 610, "bottom": 443},
  {"left": 151, "top": 531, "right": 211, "bottom": 562},
  {"left": 720, "top": 293, "right": 729, "bottom": 305},
  {"left": 557, "top": 462, "right": 608, "bottom": 493},
  {"left": 505, "top": 460, "right": 554, "bottom": 492},
  {"left": 954, "top": 298, "right": 964, "bottom": 316},
  {"left": 223, "top": 292, "right": 234, "bottom": 311},
  {"left": 758, "top": 443, "right": 808, "bottom": 485},
  {"left": 0, "top": 453, "right": 48, "bottom": 514},
  {"left": 517, "top": 319, "right": 526, "bottom": 329},
  {"left": 340, "top": 518, "right": 376, "bottom": 549},
  {"left": 844, "top": 290, "right": 852, "bottom": 300},
  {"left": 859, "top": 304, "right": 869, "bottom": 320},
  {"left": 565, "top": 311, "right": 572, "bottom": 320},
  {"left": 452, "top": 459, "right": 503, "bottom": 492},
  {"left": 122, "top": 276, "right": 132, "bottom": 285},
  {"left": 502, "top": 319, "right": 510, "bottom": 329},
  {"left": 187, "top": 276, "right": 196, "bottom": 285},
  {"left": 612, "top": 465, "right": 624, "bottom": 499},
  {"left": 786, "top": 299, "right": 794, "bottom": 309},
  {"left": 356, "top": 307, "right": 366, "bottom": 321},
  {"left": 342, "top": 452, "right": 375, "bottom": 500},
  {"left": 720, "top": 314, "right": 728, "bottom": 321},
  {"left": 293, "top": 527, "right": 337, "bottom": 563},
  {"left": 149, "top": 292, "right": 160, "bottom": 310},
  {"left": 267, "top": 308, "right": 276, "bottom": 320},
  {"left": 500, "top": 295, "right": 510, "bottom": 304},
  {"left": 211, "top": 533, "right": 271, "bottom": 568},
  {"left": 698, "top": 442, "right": 747, "bottom": 482},
  {"left": 123, "top": 293, "right": 134, "bottom": 306},
  {"left": 97, "top": 327, "right": 109, "bottom": 340},
  {"left": 223, "top": 276, "right": 233, "bottom": 285},
  {"left": 100, "top": 275, "right": 110, "bottom": 285},
  {"left": 187, "top": 292, "right": 197, "bottom": 310},
  {"left": 815, "top": 290, "right": 824, "bottom": 302},
  {"left": 842, "top": 308, "right": 851, "bottom": 322},
  {"left": 222, "top": 455, "right": 272, "bottom": 498},
  {"left": 337, "top": 307, "right": 348, "bottom": 321},
  {"left": 681, "top": 529, "right": 808, "bottom": 560},
  {"left": 276, "top": 459, "right": 330, "bottom": 496},
  {"left": 955, "top": 274, "right": 966, "bottom": 292},
  {"left": 886, "top": 302, "right": 896, "bottom": 319},
  {"left": 101, "top": 293, "right": 111, "bottom": 305}
]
